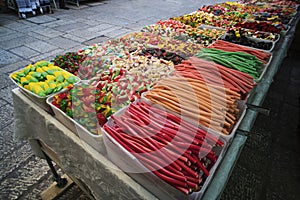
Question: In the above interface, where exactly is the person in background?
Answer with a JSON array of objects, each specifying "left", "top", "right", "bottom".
[{"left": 59, "top": 0, "right": 69, "bottom": 9}]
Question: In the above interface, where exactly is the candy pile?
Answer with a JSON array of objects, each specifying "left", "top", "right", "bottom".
[{"left": 10, "top": 60, "right": 79, "bottom": 97}]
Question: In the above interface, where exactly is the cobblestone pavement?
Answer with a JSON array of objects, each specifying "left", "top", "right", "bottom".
[{"left": 0, "top": 0, "right": 299, "bottom": 200}]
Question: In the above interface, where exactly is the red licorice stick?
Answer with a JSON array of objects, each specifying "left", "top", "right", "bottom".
[
  {"left": 137, "top": 155, "right": 187, "bottom": 182},
  {"left": 104, "top": 125, "right": 135, "bottom": 153},
  {"left": 125, "top": 110, "right": 145, "bottom": 124},
  {"left": 128, "top": 106, "right": 167, "bottom": 131},
  {"left": 191, "top": 154, "right": 210, "bottom": 177},
  {"left": 152, "top": 132, "right": 174, "bottom": 143},
  {"left": 123, "top": 116, "right": 174, "bottom": 144},
  {"left": 122, "top": 118, "right": 151, "bottom": 139},
  {"left": 187, "top": 181, "right": 198, "bottom": 189},
  {"left": 117, "top": 131, "right": 149, "bottom": 147},
  {"left": 118, "top": 120, "right": 183, "bottom": 171},
  {"left": 152, "top": 170, "right": 187, "bottom": 188},
  {"left": 206, "top": 152, "right": 217, "bottom": 163},
  {"left": 197, "top": 128, "right": 223, "bottom": 146},
  {"left": 117, "top": 134, "right": 184, "bottom": 173},
  {"left": 133, "top": 142, "right": 182, "bottom": 177},
  {"left": 173, "top": 185, "right": 191, "bottom": 195},
  {"left": 177, "top": 160, "right": 199, "bottom": 179},
  {"left": 142, "top": 103, "right": 221, "bottom": 145},
  {"left": 183, "top": 152, "right": 198, "bottom": 164},
  {"left": 116, "top": 132, "right": 153, "bottom": 153},
  {"left": 159, "top": 128, "right": 203, "bottom": 147},
  {"left": 112, "top": 116, "right": 139, "bottom": 136},
  {"left": 219, "top": 69, "right": 249, "bottom": 93},
  {"left": 186, "top": 175, "right": 201, "bottom": 184}
]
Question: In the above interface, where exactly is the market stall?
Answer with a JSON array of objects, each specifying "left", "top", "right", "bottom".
[{"left": 11, "top": 0, "right": 300, "bottom": 199}]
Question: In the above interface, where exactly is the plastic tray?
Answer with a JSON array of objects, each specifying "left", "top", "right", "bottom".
[
  {"left": 256, "top": 54, "right": 273, "bottom": 82},
  {"left": 46, "top": 87, "right": 106, "bottom": 154},
  {"left": 281, "top": 25, "right": 291, "bottom": 36},
  {"left": 220, "top": 33, "right": 275, "bottom": 52},
  {"left": 239, "top": 28, "right": 280, "bottom": 44},
  {"left": 103, "top": 106, "right": 228, "bottom": 200},
  {"left": 9, "top": 68, "right": 80, "bottom": 113}
]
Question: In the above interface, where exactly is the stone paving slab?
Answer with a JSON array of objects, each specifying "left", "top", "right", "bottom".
[
  {"left": 0, "top": 73, "right": 14, "bottom": 89},
  {"left": 0, "top": 124, "right": 25, "bottom": 161},
  {"left": 0, "top": 84, "right": 18, "bottom": 104},
  {"left": 62, "top": 33, "right": 87, "bottom": 43},
  {"left": 25, "top": 15, "right": 59, "bottom": 24},
  {"left": 0, "top": 156, "right": 50, "bottom": 200},
  {"left": 0, "top": 98, "right": 7, "bottom": 107},
  {"left": 31, "top": 27, "right": 64, "bottom": 38},
  {"left": 24, "top": 40, "right": 58, "bottom": 53},
  {"left": 0, "top": 26, "right": 15, "bottom": 36},
  {"left": 0, "top": 60, "right": 32, "bottom": 75},
  {"left": 29, "top": 48, "right": 65, "bottom": 63},
  {"left": 53, "top": 21, "right": 90, "bottom": 32},
  {"left": 9, "top": 46, "right": 40, "bottom": 59},
  {"left": 0, "top": 32, "right": 25, "bottom": 42},
  {"left": 0, "top": 143, "right": 34, "bottom": 181},
  {"left": 0, "top": 104, "right": 14, "bottom": 130},
  {"left": 3, "top": 22, "right": 32, "bottom": 31},
  {"left": 48, "top": 36, "right": 81, "bottom": 50},
  {"left": 0, "top": 49, "right": 22, "bottom": 67},
  {"left": 0, "top": 36, "right": 39, "bottom": 50},
  {"left": 67, "top": 23, "right": 115, "bottom": 40},
  {"left": 82, "top": 35, "right": 109, "bottom": 46}
]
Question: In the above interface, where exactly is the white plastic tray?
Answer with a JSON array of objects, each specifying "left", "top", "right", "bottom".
[
  {"left": 103, "top": 105, "right": 228, "bottom": 200},
  {"left": 239, "top": 28, "right": 280, "bottom": 44},
  {"left": 9, "top": 68, "right": 80, "bottom": 113},
  {"left": 256, "top": 54, "right": 273, "bottom": 82},
  {"left": 220, "top": 33, "right": 275, "bottom": 52},
  {"left": 46, "top": 86, "right": 106, "bottom": 154}
]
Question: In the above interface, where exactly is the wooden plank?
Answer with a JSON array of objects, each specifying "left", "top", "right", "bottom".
[
  {"left": 41, "top": 174, "right": 74, "bottom": 200},
  {"left": 66, "top": 174, "right": 96, "bottom": 200},
  {"left": 39, "top": 140, "right": 61, "bottom": 166}
]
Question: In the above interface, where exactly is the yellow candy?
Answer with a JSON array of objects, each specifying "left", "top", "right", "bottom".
[
  {"left": 62, "top": 71, "right": 71, "bottom": 79},
  {"left": 42, "top": 66, "right": 49, "bottom": 71},
  {"left": 10, "top": 73, "right": 17, "bottom": 80},
  {"left": 20, "top": 77, "right": 28, "bottom": 84},
  {"left": 25, "top": 74, "right": 31, "bottom": 80},
  {"left": 49, "top": 65, "right": 61, "bottom": 70},
  {"left": 53, "top": 71, "right": 62, "bottom": 77},
  {"left": 36, "top": 68, "right": 44, "bottom": 73},
  {"left": 49, "top": 83, "right": 56, "bottom": 89},
  {"left": 25, "top": 64, "right": 32, "bottom": 70},
  {"left": 43, "top": 83, "right": 49, "bottom": 90},
  {"left": 46, "top": 75, "right": 56, "bottom": 81},
  {"left": 33, "top": 85, "right": 43, "bottom": 94}
]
